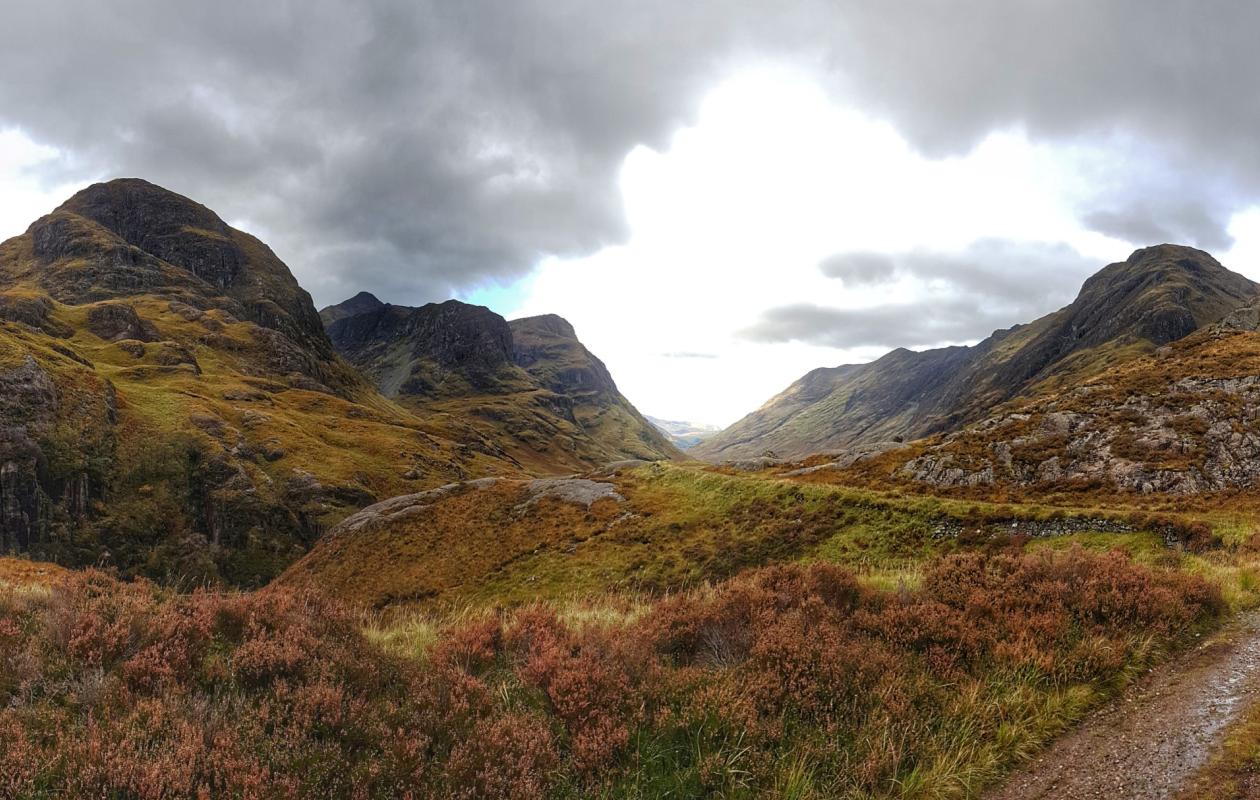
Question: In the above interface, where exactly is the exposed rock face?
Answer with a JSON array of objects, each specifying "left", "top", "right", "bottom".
[
  {"left": 327, "top": 300, "right": 519, "bottom": 397},
  {"left": 0, "top": 358, "right": 57, "bottom": 550},
  {"left": 13, "top": 179, "right": 358, "bottom": 395},
  {"left": 508, "top": 314, "right": 681, "bottom": 461},
  {"left": 519, "top": 477, "right": 624, "bottom": 508},
  {"left": 899, "top": 305, "right": 1260, "bottom": 493},
  {"left": 0, "top": 294, "right": 71, "bottom": 337},
  {"left": 0, "top": 355, "right": 116, "bottom": 551},
  {"left": 696, "top": 245, "right": 1258, "bottom": 462},
  {"left": 320, "top": 296, "right": 681, "bottom": 466},
  {"left": 86, "top": 303, "right": 160, "bottom": 342},
  {"left": 319, "top": 290, "right": 384, "bottom": 327},
  {"left": 510, "top": 314, "right": 618, "bottom": 396}
]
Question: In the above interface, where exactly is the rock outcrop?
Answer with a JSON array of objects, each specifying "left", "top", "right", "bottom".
[
  {"left": 899, "top": 300, "right": 1260, "bottom": 493},
  {"left": 327, "top": 300, "right": 523, "bottom": 398}
]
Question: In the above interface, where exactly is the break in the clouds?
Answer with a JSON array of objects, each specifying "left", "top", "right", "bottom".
[{"left": 7, "top": 1, "right": 1260, "bottom": 421}]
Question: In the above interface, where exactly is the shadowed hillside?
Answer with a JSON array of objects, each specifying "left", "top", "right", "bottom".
[{"left": 320, "top": 297, "right": 680, "bottom": 471}]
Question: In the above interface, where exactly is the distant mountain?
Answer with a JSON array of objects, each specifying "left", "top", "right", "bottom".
[
  {"left": 321, "top": 300, "right": 680, "bottom": 469},
  {"left": 0, "top": 179, "right": 515, "bottom": 584},
  {"left": 319, "top": 290, "right": 384, "bottom": 327},
  {"left": 645, "top": 415, "right": 721, "bottom": 450},
  {"left": 694, "top": 245, "right": 1258, "bottom": 462}
]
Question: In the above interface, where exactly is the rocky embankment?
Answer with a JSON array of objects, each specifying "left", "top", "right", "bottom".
[{"left": 902, "top": 305, "right": 1260, "bottom": 493}]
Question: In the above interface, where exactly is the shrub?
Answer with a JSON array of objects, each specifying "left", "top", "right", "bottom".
[{"left": 0, "top": 548, "right": 1223, "bottom": 798}]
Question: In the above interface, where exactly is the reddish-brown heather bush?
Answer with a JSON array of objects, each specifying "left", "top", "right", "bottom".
[
  {"left": 0, "top": 548, "right": 1225, "bottom": 798},
  {"left": 445, "top": 713, "right": 559, "bottom": 800},
  {"left": 507, "top": 605, "right": 652, "bottom": 773}
]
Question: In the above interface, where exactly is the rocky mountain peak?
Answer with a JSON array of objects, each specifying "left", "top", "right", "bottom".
[
  {"left": 319, "top": 290, "right": 385, "bottom": 327},
  {"left": 510, "top": 313, "right": 577, "bottom": 340},
  {"left": 22, "top": 178, "right": 331, "bottom": 353},
  {"left": 51, "top": 178, "right": 229, "bottom": 251}
]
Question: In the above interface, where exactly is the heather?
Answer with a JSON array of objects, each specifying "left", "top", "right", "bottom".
[{"left": 0, "top": 547, "right": 1223, "bottom": 799}]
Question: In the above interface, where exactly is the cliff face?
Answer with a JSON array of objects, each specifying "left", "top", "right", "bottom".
[
  {"left": 328, "top": 300, "right": 525, "bottom": 398},
  {"left": 509, "top": 314, "right": 681, "bottom": 462},
  {"left": 696, "top": 245, "right": 1259, "bottom": 462},
  {"left": 321, "top": 299, "right": 681, "bottom": 469}
]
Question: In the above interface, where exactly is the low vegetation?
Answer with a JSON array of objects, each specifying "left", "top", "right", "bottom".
[
  {"left": 0, "top": 545, "right": 1226, "bottom": 798},
  {"left": 1183, "top": 700, "right": 1260, "bottom": 799}
]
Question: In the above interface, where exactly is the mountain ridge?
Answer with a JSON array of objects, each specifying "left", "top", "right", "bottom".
[
  {"left": 319, "top": 295, "right": 681, "bottom": 469},
  {"left": 694, "top": 245, "right": 1259, "bottom": 462}
]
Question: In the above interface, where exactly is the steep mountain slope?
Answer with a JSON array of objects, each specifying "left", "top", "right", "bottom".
[
  {"left": 894, "top": 299, "right": 1260, "bottom": 493},
  {"left": 510, "top": 314, "right": 680, "bottom": 462},
  {"left": 322, "top": 299, "right": 680, "bottom": 470},
  {"left": 695, "top": 245, "right": 1258, "bottom": 461},
  {"left": 0, "top": 179, "right": 513, "bottom": 583}
]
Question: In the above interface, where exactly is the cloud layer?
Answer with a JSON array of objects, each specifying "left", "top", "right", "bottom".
[
  {"left": 744, "top": 240, "right": 1100, "bottom": 350},
  {"left": 4, "top": 1, "right": 1260, "bottom": 309}
]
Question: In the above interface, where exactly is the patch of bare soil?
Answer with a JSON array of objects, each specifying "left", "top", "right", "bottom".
[{"left": 986, "top": 611, "right": 1260, "bottom": 800}]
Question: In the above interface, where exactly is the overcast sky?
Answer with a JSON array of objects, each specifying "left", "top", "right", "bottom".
[{"left": 6, "top": 1, "right": 1260, "bottom": 424}]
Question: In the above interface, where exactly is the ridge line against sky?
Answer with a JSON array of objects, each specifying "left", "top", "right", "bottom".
[{"left": 6, "top": 1, "right": 1260, "bottom": 424}]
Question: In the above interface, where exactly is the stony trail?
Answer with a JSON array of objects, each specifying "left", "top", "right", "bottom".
[{"left": 985, "top": 611, "right": 1260, "bottom": 800}]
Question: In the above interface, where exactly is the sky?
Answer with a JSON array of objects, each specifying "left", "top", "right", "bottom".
[{"left": 6, "top": 1, "right": 1260, "bottom": 425}]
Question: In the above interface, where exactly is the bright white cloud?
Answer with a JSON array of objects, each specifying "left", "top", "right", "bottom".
[
  {"left": 0, "top": 129, "right": 89, "bottom": 242},
  {"left": 497, "top": 68, "right": 1139, "bottom": 426}
]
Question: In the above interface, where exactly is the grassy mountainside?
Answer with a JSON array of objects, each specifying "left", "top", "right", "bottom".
[
  {"left": 277, "top": 460, "right": 1252, "bottom": 612},
  {"left": 11, "top": 459, "right": 1258, "bottom": 798},
  {"left": 321, "top": 298, "right": 680, "bottom": 472},
  {"left": 695, "top": 245, "right": 1258, "bottom": 462},
  {"left": 0, "top": 180, "right": 516, "bottom": 585}
]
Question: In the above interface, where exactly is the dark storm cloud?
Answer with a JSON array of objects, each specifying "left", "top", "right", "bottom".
[
  {"left": 0, "top": 0, "right": 831, "bottom": 305},
  {"left": 746, "top": 239, "right": 1100, "bottom": 350},
  {"left": 3, "top": 1, "right": 1260, "bottom": 306}
]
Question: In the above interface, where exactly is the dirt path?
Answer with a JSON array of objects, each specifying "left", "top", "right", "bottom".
[{"left": 985, "top": 611, "right": 1260, "bottom": 800}]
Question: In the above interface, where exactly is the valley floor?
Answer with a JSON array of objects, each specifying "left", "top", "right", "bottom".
[{"left": 8, "top": 464, "right": 1260, "bottom": 798}]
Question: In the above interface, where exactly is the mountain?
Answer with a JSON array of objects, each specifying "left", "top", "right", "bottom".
[
  {"left": 318, "top": 290, "right": 384, "bottom": 327},
  {"left": 0, "top": 179, "right": 515, "bottom": 584},
  {"left": 645, "top": 415, "right": 722, "bottom": 450},
  {"left": 694, "top": 245, "right": 1258, "bottom": 462},
  {"left": 321, "top": 300, "right": 680, "bottom": 470},
  {"left": 893, "top": 297, "right": 1260, "bottom": 493},
  {"left": 509, "top": 314, "right": 682, "bottom": 462}
]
